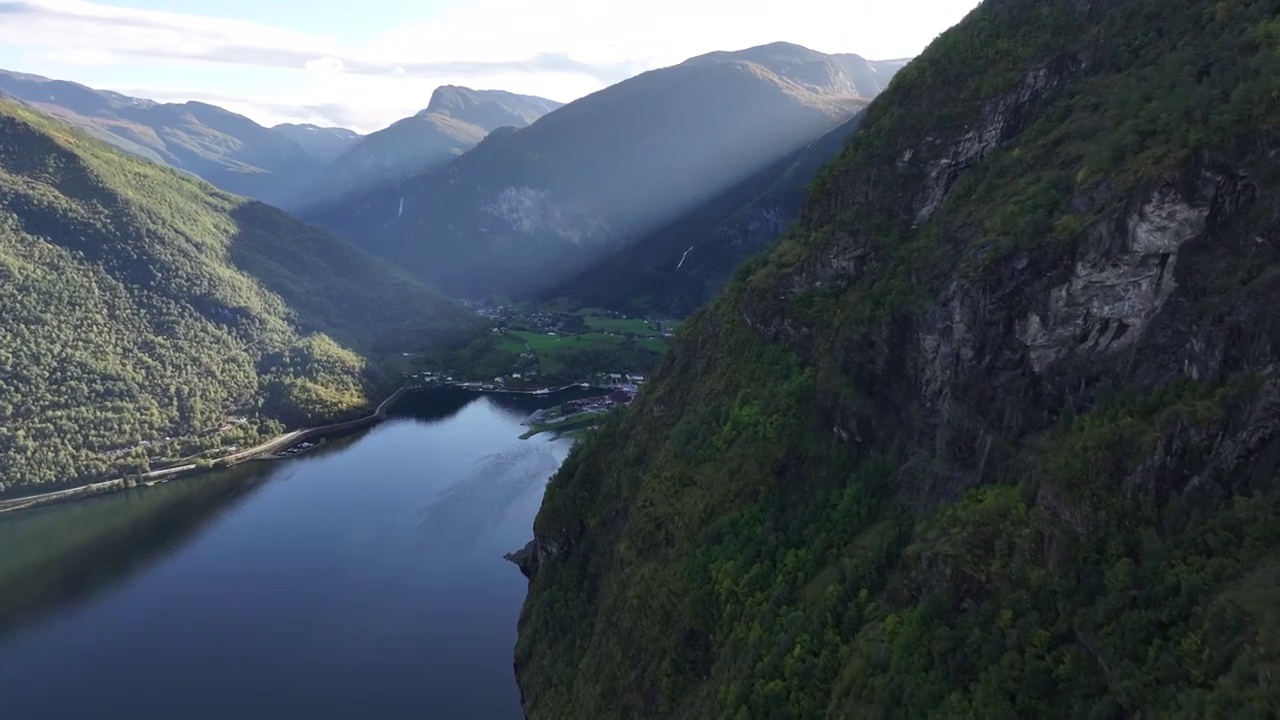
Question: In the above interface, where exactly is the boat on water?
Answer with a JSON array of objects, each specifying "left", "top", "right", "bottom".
[{"left": 276, "top": 437, "right": 328, "bottom": 458}]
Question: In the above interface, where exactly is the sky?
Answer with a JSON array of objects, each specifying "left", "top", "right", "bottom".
[{"left": 0, "top": 0, "right": 983, "bottom": 133}]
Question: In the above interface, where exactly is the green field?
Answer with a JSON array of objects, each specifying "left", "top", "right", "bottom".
[
  {"left": 422, "top": 308, "right": 675, "bottom": 385},
  {"left": 579, "top": 313, "right": 658, "bottom": 336},
  {"left": 492, "top": 333, "right": 530, "bottom": 355},
  {"left": 509, "top": 331, "right": 667, "bottom": 376},
  {"left": 511, "top": 331, "right": 645, "bottom": 351}
]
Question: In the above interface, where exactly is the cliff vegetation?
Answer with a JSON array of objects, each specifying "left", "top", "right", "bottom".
[{"left": 515, "top": 0, "right": 1280, "bottom": 717}]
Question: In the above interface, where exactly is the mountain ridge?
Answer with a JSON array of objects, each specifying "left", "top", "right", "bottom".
[
  {"left": 294, "top": 85, "right": 564, "bottom": 209},
  {"left": 0, "top": 70, "right": 324, "bottom": 207},
  {"left": 308, "top": 41, "right": 898, "bottom": 300}
]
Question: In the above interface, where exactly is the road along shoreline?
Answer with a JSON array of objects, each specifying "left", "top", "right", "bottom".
[{"left": 0, "top": 386, "right": 410, "bottom": 516}]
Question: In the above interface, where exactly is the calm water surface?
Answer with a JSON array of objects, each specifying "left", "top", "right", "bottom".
[{"left": 0, "top": 388, "right": 585, "bottom": 719}]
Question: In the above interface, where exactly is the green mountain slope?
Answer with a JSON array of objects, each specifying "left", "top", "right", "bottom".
[
  {"left": 0, "top": 100, "right": 476, "bottom": 496},
  {"left": 514, "top": 0, "right": 1280, "bottom": 717}
]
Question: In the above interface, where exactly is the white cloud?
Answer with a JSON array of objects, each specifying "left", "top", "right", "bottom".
[
  {"left": 0, "top": 0, "right": 981, "bottom": 131},
  {"left": 304, "top": 56, "right": 345, "bottom": 74},
  {"left": 41, "top": 46, "right": 113, "bottom": 67}
]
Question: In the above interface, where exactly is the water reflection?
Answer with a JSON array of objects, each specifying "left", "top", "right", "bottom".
[
  {"left": 418, "top": 439, "right": 570, "bottom": 553},
  {"left": 0, "top": 387, "right": 591, "bottom": 720},
  {"left": 0, "top": 431, "right": 376, "bottom": 641},
  {"left": 0, "top": 465, "right": 269, "bottom": 640}
]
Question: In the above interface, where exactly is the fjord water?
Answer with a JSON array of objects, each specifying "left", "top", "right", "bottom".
[{"left": 0, "top": 389, "right": 583, "bottom": 720}]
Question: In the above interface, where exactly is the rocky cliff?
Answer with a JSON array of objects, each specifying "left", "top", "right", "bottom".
[{"left": 514, "top": 0, "right": 1280, "bottom": 717}]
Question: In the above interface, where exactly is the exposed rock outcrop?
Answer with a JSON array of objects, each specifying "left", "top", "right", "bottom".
[{"left": 504, "top": 539, "right": 539, "bottom": 579}]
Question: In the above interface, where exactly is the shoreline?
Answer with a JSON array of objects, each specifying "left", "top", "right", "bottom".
[
  {"left": 445, "top": 382, "right": 596, "bottom": 396},
  {"left": 0, "top": 382, "right": 602, "bottom": 516},
  {"left": 0, "top": 386, "right": 410, "bottom": 516}
]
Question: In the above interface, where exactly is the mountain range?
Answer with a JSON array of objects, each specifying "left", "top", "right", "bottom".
[
  {"left": 295, "top": 86, "right": 564, "bottom": 209},
  {"left": 0, "top": 71, "right": 562, "bottom": 212},
  {"left": 307, "top": 43, "right": 905, "bottom": 299},
  {"left": 0, "top": 45, "right": 902, "bottom": 309},
  {"left": 0, "top": 69, "right": 321, "bottom": 207}
]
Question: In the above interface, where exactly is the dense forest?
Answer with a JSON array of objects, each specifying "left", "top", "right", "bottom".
[
  {"left": 515, "top": 0, "right": 1280, "bottom": 717},
  {"left": 0, "top": 100, "right": 477, "bottom": 496}
]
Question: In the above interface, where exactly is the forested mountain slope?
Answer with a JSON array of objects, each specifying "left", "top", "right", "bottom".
[
  {"left": 515, "top": 0, "right": 1280, "bottom": 717},
  {"left": 549, "top": 112, "right": 865, "bottom": 316},
  {"left": 308, "top": 43, "right": 894, "bottom": 299},
  {"left": 0, "top": 101, "right": 475, "bottom": 496}
]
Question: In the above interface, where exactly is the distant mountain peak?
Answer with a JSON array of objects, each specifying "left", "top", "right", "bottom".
[
  {"left": 289, "top": 85, "right": 561, "bottom": 210},
  {"left": 273, "top": 122, "right": 361, "bottom": 139},
  {"left": 675, "top": 41, "right": 913, "bottom": 101},
  {"left": 425, "top": 85, "right": 478, "bottom": 113},
  {"left": 423, "top": 85, "right": 563, "bottom": 125},
  {"left": 683, "top": 41, "right": 830, "bottom": 65}
]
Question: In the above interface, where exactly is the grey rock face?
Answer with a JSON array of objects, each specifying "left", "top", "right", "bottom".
[
  {"left": 483, "top": 187, "right": 615, "bottom": 245},
  {"left": 739, "top": 36, "right": 1280, "bottom": 512},
  {"left": 1017, "top": 181, "right": 1209, "bottom": 374},
  {"left": 914, "top": 57, "right": 1081, "bottom": 226}
]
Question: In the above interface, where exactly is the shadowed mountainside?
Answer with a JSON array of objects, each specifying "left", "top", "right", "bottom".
[
  {"left": 293, "top": 86, "right": 563, "bottom": 209},
  {"left": 306, "top": 43, "right": 902, "bottom": 300}
]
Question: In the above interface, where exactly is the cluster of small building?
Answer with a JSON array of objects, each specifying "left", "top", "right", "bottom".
[
  {"left": 464, "top": 302, "right": 564, "bottom": 334},
  {"left": 569, "top": 386, "right": 637, "bottom": 413},
  {"left": 405, "top": 371, "right": 446, "bottom": 388},
  {"left": 522, "top": 387, "right": 638, "bottom": 429},
  {"left": 600, "top": 372, "right": 646, "bottom": 386},
  {"left": 491, "top": 371, "right": 542, "bottom": 387}
]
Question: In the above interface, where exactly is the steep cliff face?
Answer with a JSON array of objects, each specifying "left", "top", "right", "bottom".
[{"left": 515, "top": 0, "right": 1280, "bottom": 717}]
